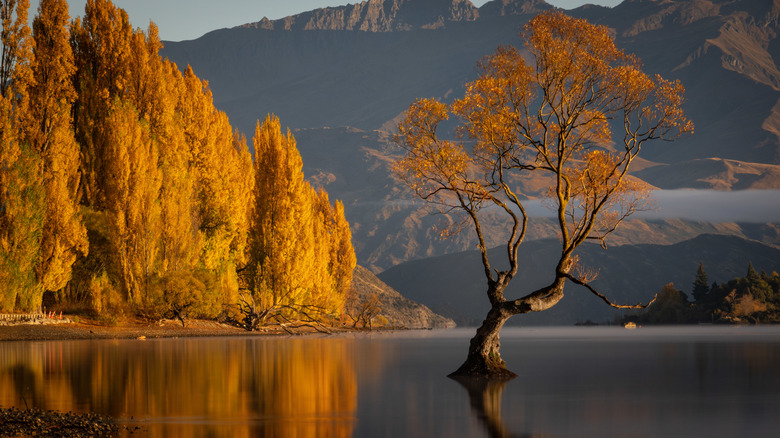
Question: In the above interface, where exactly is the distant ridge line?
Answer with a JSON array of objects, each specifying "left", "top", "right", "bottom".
[{"left": 237, "top": 0, "right": 553, "bottom": 32}]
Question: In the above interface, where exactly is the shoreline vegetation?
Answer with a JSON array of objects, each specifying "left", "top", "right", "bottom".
[
  {"left": 0, "top": 315, "right": 397, "bottom": 342},
  {"left": 619, "top": 262, "right": 780, "bottom": 326}
]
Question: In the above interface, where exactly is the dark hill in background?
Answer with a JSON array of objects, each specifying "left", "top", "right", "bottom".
[
  {"left": 162, "top": 0, "right": 780, "bottom": 317},
  {"left": 378, "top": 234, "right": 780, "bottom": 325}
]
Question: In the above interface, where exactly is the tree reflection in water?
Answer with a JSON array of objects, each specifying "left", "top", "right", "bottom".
[
  {"left": 0, "top": 338, "right": 358, "bottom": 437},
  {"left": 452, "top": 376, "right": 535, "bottom": 438}
]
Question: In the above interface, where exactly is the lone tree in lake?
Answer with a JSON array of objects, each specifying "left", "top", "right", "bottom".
[{"left": 394, "top": 11, "right": 692, "bottom": 378}]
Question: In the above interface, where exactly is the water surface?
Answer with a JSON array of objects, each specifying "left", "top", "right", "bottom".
[{"left": 1, "top": 326, "right": 779, "bottom": 437}]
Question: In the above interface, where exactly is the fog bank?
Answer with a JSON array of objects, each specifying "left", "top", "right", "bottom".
[{"left": 524, "top": 190, "right": 780, "bottom": 223}]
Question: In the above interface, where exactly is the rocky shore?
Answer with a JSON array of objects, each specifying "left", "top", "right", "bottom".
[{"left": 0, "top": 407, "right": 123, "bottom": 437}]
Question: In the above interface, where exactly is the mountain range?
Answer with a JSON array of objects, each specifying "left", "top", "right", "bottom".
[
  {"left": 161, "top": 0, "right": 780, "bottom": 323},
  {"left": 164, "top": 0, "right": 780, "bottom": 164}
]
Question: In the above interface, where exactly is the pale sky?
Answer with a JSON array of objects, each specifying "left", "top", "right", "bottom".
[{"left": 28, "top": 0, "right": 622, "bottom": 42}]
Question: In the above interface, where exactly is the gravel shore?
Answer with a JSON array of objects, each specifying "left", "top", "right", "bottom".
[{"left": 0, "top": 407, "right": 123, "bottom": 438}]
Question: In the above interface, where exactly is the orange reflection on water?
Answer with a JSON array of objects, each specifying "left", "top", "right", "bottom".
[{"left": 0, "top": 337, "right": 358, "bottom": 437}]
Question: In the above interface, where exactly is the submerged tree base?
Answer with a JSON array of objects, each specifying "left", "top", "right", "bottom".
[
  {"left": 448, "top": 358, "right": 518, "bottom": 380},
  {"left": 448, "top": 302, "right": 519, "bottom": 379}
]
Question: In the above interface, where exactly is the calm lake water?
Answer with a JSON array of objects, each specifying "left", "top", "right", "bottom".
[{"left": 1, "top": 326, "right": 779, "bottom": 437}]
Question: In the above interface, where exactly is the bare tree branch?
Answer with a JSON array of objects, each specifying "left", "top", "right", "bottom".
[{"left": 563, "top": 273, "right": 658, "bottom": 309}]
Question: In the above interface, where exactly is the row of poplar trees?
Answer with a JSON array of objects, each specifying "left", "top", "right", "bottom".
[{"left": 0, "top": 0, "right": 356, "bottom": 323}]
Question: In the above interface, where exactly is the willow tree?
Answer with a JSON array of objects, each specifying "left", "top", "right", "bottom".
[{"left": 395, "top": 11, "right": 692, "bottom": 377}]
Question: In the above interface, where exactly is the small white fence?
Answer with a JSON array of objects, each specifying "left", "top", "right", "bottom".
[{"left": 0, "top": 311, "right": 67, "bottom": 325}]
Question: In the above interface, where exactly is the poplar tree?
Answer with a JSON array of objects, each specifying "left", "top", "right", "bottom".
[
  {"left": 332, "top": 200, "right": 356, "bottom": 301},
  {"left": 312, "top": 189, "right": 356, "bottom": 316},
  {"left": 220, "top": 129, "right": 254, "bottom": 301},
  {"left": 1, "top": 0, "right": 31, "bottom": 97},
  {"left": 103, "top": 99, "right": 161, "bottom": 303},
  {"left": 0, "top": 0, "right": 45, "bottom": 311},
  {"left": 133, "top": 30, "right": 201, "bottom": 277},
  {"left": 2, "top": 0, "right": 357, "bottom": 319},
  {"left": 25, "top": 0, "right": 88, "bottom": 298},
  {"left": 247, "top": 115, "right": 315, "bottom": 318},
  {"left": 243, "top": 117, "right": 356, "bottom": 323},
  {"left": 310, "top": 188, "right": 339, "bottom": 316},
  {"left": 71, "top": 0, "right": 133, "bottom": 207},
  {"left": 0, "top": 142, "right": 44, "bottom": 311},
  {"left": 176, "top": 65, "right": 254, "bottom": 309}
]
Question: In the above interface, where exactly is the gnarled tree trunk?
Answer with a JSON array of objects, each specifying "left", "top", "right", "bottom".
[
  {"left": 450, "top": 276, "right": 568, "bottom": 379},
  {"left": 450, "top": 303, "right": 515, "bottom": 378}
]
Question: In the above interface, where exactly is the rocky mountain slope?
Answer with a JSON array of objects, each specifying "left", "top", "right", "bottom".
[
  {"left": 161, "top": 0, "right": 780, "bottom": 272},
  {"left": 243, "top": 0, "right": 481, "bottom": 32},
  {"left": 164, "top": 0, "right": 780, "bottom": 164},
  {"left": 350, "top": 265, "right": 455, "bottom": 328}
]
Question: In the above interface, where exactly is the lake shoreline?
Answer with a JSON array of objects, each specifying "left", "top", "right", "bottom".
[{"left": 0, "top": 317, "right": 366, "bottom": 342}]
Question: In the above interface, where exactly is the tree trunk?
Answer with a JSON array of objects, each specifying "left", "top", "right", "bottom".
[
  {"left": 449, "top": 276, "right": 568, "bottom": 379},
  {"left": 449, "top": 303, "right": 516, "bottom": 378}
]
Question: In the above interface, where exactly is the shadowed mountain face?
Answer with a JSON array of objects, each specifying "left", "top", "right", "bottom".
[
  {"left": 350, "top": 265, "right": 455, "bottom": 328},
  {"left": 162, "top": 0, "right": 780, "bottom": 273},
  {"left": 377, "top": 234, "right": 780, "bottom": 325}
]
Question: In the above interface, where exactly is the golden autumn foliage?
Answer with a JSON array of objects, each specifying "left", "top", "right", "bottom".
[
  {"left": 103, "top": 98, "right": 161, "bottom": 304},
  {"left": 0, "top": 0, "right": 356, "bottom": 324},
  {"left": 0, "top": 140, "right": 44, "bottom": 311},
  {"left": 243, "top": 116, "right": 355, "bottom": 323},
  {"left": 70, "top": 0, "right": 134, "bottom": 208},
  {"left": 0, "top": 0, "right": 31, "bottom": 99},
  {"left": 1, "top": 0, "right": 48, "bottom": 311},
  {"left": 26, "top": 0, "right": 88, "bottom": 301}
]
